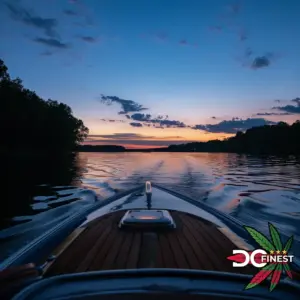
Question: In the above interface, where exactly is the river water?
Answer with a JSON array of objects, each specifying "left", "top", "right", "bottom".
[{"left": 1, "top": 152, "right": 300, "bottom": 262}]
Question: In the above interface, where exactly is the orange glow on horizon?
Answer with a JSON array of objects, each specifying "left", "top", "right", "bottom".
[
  {"left": 82, "top": 123, "right": 235, "bottom": 149},
  {"left": 81, "top": 141, "right": 169, "bottom": 149}
]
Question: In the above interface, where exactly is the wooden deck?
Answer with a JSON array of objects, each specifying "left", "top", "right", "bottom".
[{"left": 45, "top": 210, "right": 254, "bottom": 276}]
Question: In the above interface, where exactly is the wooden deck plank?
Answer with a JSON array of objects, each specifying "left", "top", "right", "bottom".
[
  {"left": 126, "top": 232, "right": 141, "bottom": 269},
  {"left": 176, "top": 213, "right": 218, "bottom": 270},
  {"left": 138, "top": 232, "right": 159, "bottom": 268},
  {"left": 88, "top": 217, "right": 122, "bottom": 271},
  {"left": 45, "top": 210, "right": 255, "bottom": 276},
  {"left": 101, "top": 232, "right": 127, "bottom": 270},
  {"left": 158, "top": 233, "right": 178, "bottom": 268},
  {"left": 183, "top": 213, "right": 231, "bottom": 271},
  {"left": 165, "top": 231, "right": 190, "bottom": 269},
  {"left": 186, "top": 213, "right": 253, "bottom": 274},
  {"left": 45, "top": 221, "right": 104, "bottom": 276},
  {"left": 171, "top": 213, "right": 202, "bottom": 269},
  {"left": 154, "top": 237, "right": 164, "bottom": 268},
  {"left": 76, "top": 223, "right": 113, "bottom": 272},
  {"left": 114, "top": 231, "right": 134, "bottom": 270}
]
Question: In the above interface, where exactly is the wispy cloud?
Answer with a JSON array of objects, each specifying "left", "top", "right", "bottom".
[
  {"left": 208, "top": 25, "right": 223, "bottom": 33},
  {"left": 100, "top": 95, "right": 148, "bottom": 114},
  {"left": 238, "top": 27, "right": 248, "bottom": 41},
  {"left": 255, "top": 112, "right": 292, "bottom": 116},
  {"left": 130, "top": 122, "right": 143, "bottom": 127},
  {"left": 40, "top": 50, "right": 53, "bottom": 56},
  {"left": 130, "top": 113, "right": 152, "bottom": 121},
  {"left": 85, "top": 133, "right": 187, "bottom": 147},
  {"left": 140, "top": 32, "right": 197, "bottom": 48},
  {"left": 239, "top": 50, "right": 278, "bottom": 70},
  {"left": 79, "top": 36, "right": 98, "bottom": 43},
  {"left": 5, "top": 2, "right": 59, "bottom": 38},
  {"left": 193, "top": 118, "right": 276, "bottom": 134},
  {"left": 130, "top": 113, "right": 187, "bottom": 128},
  {"left": 100, "top": 119, "right": 125, "bottom": 123},
  {"left": 210, "top": 1, "right": 282, "bottom": 70},
  {"left": 33, "top": 37, "right": 70, "bottom": 49},
  {"left": 251, "top": 55, "right": 271, "bottom": 69},
  {"left": 63, "top": 9, "right": 77, "bottom": 16},
  {"left": 67, "top": 0, "right": 95, "bottom": 27},
  {"left": 179, "top": 39, "right": 188, "bottom": 46},
  {"left": 273, "top": 97, "right": 300, "bottom": 114},
  {"left": 292, "top": 98, "right": 300, "bottom": 105},
  {"left": 88, "top": 133, "right": 182, "bottom": 140},
  {"left": 100, "top": 95, "right": 187, "bottom": 129}
]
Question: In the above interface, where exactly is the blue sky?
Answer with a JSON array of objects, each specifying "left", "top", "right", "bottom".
[{"left": 1, "top": 0, "right": 300, "bottom": 148}]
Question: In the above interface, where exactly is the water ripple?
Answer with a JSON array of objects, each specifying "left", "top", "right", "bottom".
[{"left": 1, "top": 152, "right": 300, "bottom": 261}]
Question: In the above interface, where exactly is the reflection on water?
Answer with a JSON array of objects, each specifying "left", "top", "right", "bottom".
[
  {"left": 1, "top": 152, "right": 300, "bottom": 261},
  {"left": 0, "top": 153, "right": 97, "bottom": 261}
]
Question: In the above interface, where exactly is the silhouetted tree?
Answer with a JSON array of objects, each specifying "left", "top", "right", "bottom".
[
  {"left": 167, "top": 121, "right": 300, "bottom": 154},
  {"left": 0, "top": 59, "right": 88, "bottom": 155},
  {"left": 0, "top": 59, "right": 89, "bottom": 220}
]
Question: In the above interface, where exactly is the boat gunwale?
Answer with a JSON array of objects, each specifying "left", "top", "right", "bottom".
[
  {"left": 1, "top": 183, "right": 299, "bottom": 273},
  {"left": 0, "top": 186, "right": 143, "bottom": 270},
  {"left": 12, "top": 269, "right": 300, "bottom": 300}
]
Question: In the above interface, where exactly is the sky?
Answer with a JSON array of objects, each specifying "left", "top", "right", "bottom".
[{"left": 1, "top": 0, "right": 300, "bottom": 148}]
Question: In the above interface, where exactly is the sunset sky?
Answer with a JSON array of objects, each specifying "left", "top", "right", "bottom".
[{"left": 1, "top": 0, "right": 300, "bottom": 148}]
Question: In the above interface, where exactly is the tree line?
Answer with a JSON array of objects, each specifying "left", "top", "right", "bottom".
[
  {"left": 168, "top": 121, "right": 300, "bottom": 154},
  {"left": 0, "top": 59, "right": 88, "bottom": 156}
]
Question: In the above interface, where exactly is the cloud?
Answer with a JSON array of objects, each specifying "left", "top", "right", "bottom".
[
  {"left": 33, "top": 37, "right": 70, "bottom": 49},
  {"left": 208, "top": 25, "right": 223, "bottom": 32},
  {"left": 67, "top": 0, "right": 95, "bottom": 27},
  {"left": 292, "top": 97, "right": 300, "bottom": 105},
  {"left": 193, "top": 118, "right": 276, "bottom": 134},
  {"left": 130, "top": 122, "right": 143, "bottom": 127},
  {"left": 245, "top": 47, "right": 253, "bottom": 58},
  {"left": 238, "top": 27, "right": 248, "bottom": 41},
  {"left": 273, "top": 97, "right": 300, "bottom": 114},
  {"left": 130, "top": 113, "right": 152, "bottom": 121},
  {"left": 100, "top": 94, "right": 186, "bottom": 130},
  {"left": 63, "top": 9, "right": 77, "bottom": 16},
  {"left": 79, "top": 36, "right": 97, "bottom": 43},
  {"left": 5, "top": 2, "right": 59, "bottom": 38},
  {"left": 158, "top": 119, "right": 186, "bottom": 128},
  {"left": 100, "top": 119, "right": 125, "bottom": 123},
  {"left": 84, "top": 139, "right": 192, "bottom": 147},
  {"left": 179, "top": 39, "right": 188, "bottom": 45},
  {"left": 239, "top": 50, "right": 277, "bottom": 70},
  {"left": 88, "top": 133, "right": 182, "bottom": 140},
  {"left": 227, "top": 2, "right": 241, "bottom": 15},
  {"left": 100, "top": 95, "right": 148, "bottom": 114},
  {"left": 130, "top": 113, "right": 186, "bottom": 128},
  {"left": 251, "top": 55, "right": 271, "bottom": 69},
  {"left": 256, "top": 112, "right": 292, "bottom": 116},
  {"left": 40, "top": 51, "right": 53, "bottom": 56},
  {"left": 89, "top": 133, "right": 149, "bottom": 139},
  {"left": 84, "top": 133, "right": 187, "bottom": 147}
]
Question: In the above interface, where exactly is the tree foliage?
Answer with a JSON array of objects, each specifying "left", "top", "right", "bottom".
[
  {"left": 0, "top": 59, "right": 88, "bottom": 154},
  {"left": 168, "top": 121, "right": 300, "bottom": 154}
]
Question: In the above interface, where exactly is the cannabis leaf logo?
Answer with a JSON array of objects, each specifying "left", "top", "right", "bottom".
[{"left": 243, "top": 222, "right": 294, "bottom": 291}]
